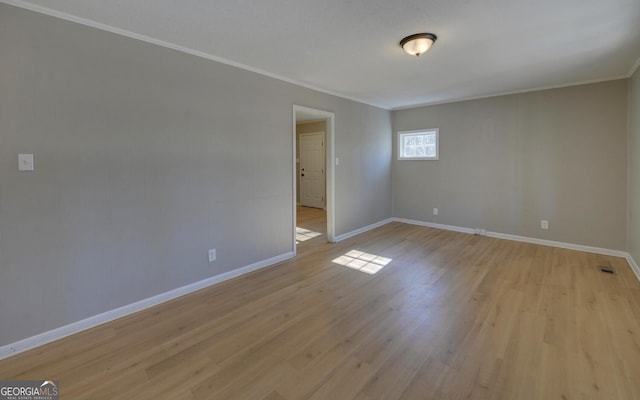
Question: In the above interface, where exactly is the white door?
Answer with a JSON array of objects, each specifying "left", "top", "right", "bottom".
[{"left": 300, "top": 132, "right": 325, "bottom": 209}]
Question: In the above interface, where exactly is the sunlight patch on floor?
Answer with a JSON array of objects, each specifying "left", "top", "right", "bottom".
[
  {"left": 332, "top": 250, "right": 392, "bottom": 274},
  {"left": 296, "top": 227, "right": 322, "bottom": 243}
]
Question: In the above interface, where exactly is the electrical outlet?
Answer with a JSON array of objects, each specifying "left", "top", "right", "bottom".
[
  {"left": 433, "top": 208, "right": 439, "bottom": 216},
  {"left": 541, "top": 220, "right": 549, "bottom": 230},
  {"left": 208, "top": 249, "right": 216, "bottom": 262}
]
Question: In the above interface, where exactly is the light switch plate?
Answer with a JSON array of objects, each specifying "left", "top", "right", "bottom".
[{"left": 18, "top": 154, "right": 34, "bottom": 171}]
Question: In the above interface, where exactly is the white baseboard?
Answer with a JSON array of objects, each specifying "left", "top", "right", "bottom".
[
  {"left": 393, "top": 218, "right": 475, "bottom": 235},
  {"left": 2, "top": 218, "right": 637, "bottom": 360},
  {"left": 486, "top": 231, "right": 628, "bottom": 258},
  {"left": 334, "top": 218, "right": 395, "bottom": 242},
  {"left": 337, "top": 217, "right": 632, "bottom": 263},
  {"left": 0, "top": 251, "right": 294, "bottom": 361},
  {"left": 394, "top": 218, "right": 636, "bottom": 273},
  {"left": 627, "top": 255, "right": 640, "bottom": 281}
]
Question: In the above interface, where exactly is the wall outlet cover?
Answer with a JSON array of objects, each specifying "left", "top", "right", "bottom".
[{"left": 18, "top": 154, "right": 34, "bottom": 171}]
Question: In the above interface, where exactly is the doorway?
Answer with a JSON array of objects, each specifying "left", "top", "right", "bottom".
[{"left": 293, "top": 105, "right": 335, "bottom": 250}]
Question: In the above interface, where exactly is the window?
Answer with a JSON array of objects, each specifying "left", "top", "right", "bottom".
[{"left": 398, "top": 129, "right": 439, "bottom": 160}]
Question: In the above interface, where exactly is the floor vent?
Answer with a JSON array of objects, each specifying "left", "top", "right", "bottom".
[{"left": 598, "top": 266, "right": 616, "bottom": 275}]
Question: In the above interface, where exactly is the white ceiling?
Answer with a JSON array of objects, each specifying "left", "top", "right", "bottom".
[{"left": 5, "top": 0, "right": 640, "bottom": 109}]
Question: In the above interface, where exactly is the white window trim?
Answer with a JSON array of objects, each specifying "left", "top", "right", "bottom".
[{"left": 398, "top": 129, "right": 439, "bottom": 160}]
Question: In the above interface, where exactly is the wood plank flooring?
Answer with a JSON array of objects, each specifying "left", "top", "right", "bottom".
[
  {"left": 297, "top": 206, "right": 327, "bottom": 236},
  {"left": 1, "top": 216, "right": 640, "bottom": 399}
]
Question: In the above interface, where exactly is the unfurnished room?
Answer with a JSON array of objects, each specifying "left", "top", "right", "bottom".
[{"left": 1, "top": 0, "right": 640, "bottom": 399}]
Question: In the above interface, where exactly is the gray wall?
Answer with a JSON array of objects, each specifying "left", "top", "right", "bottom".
[
  {"left": 0, "top": 4, "right": 392, "bottom": 347},
  {"left": 392, "top": 80, "right": 628, "bottom": 250},
  {"left": 630, "top": 69, "right": 640, "bottom": 263}
]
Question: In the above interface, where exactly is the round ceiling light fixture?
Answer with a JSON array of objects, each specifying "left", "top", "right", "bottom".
[{"left": 400, "top": 33, "right": 437, "bottom": 57}]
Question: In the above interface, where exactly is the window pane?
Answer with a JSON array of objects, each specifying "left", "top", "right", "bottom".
[
  {"left": 426, "top": 133, "right": 435, "bottom": 144},
  {"left": 399, "top": 130, "right": 438, "bottom": 160},
  {"left": 426, "top": 144, "right": 435, "bottom": 156}
]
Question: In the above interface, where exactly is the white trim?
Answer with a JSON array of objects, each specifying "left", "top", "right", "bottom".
[
  {"left": 2, "top": 218, "right": 638, "bottom": 360},
  {"left": 393, "top": 218, "right": 475, "bottom": 234},
  {"left": 626, "top": 255, "right": 640, "bottom": 281},
  {"left": 486, "top": 231, "right": 628, "bottom": 258},
  {"left": 4, "top": 0, "right": 636, "bottom": 111},
  {"left": 292, "top": 109, "right": 298, "bottom": 256},
  {"left": 4, "top": 1, "right": 635, "bottom": 110},
  {"left": 395, "top": 217, "right": 629, "bottom": 258},
  {"left": 0, "top": 251, "right": 294, "bottom": 361},
  {"left": 397, "top": 129, "right": 439, "bottom": 161},
  {"left": 293, "top": 105, "right": 336, "bottom": 243},
  {"left": 334, "top": 218, "right": 395, "bottom": 242},
  {"left": 628, "top": 55, "right": 640, "bottom": 78},
  {"left": 392, "top": 75, "right": 630, "bottom": 110},
  {"left": 0, "top": 0, "right": 387, "bottom": 111},
  {"left": 335, "top": 217, "right": 632, "bottom": 260},
  {"left": 326, "top": 114, "right": 336, "bottom": 243}
]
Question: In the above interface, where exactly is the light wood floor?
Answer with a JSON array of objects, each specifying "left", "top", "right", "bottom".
[
  {"left": 297, "top": 206, "right": 327, "bottom": 241},
  {"left": 2, "top": 221, "right": 640, "bottom": 399}
]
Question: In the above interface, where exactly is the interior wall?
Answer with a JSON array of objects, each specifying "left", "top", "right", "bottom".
[
  {"left": 0, "top": 4, "right": 392, "bottom": 347},
  {"left": 296, "top": 120, "right": 327, "bottom": 205},
  {"left": 629, "top": 69, "right": 640, "bottom": 263},
  {"left": 392, "top": 80, "right": 628, "bottom": 250}
]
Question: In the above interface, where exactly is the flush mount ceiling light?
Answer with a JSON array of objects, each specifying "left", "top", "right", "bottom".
[{"left": 400, "top": 33, "right": 437, "bottom": 57}]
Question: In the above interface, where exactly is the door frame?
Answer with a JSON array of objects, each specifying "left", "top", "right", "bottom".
[
  {"left": 292, "top": 105, "right": 336, "bottom": 251},
  {"left": 299, "top": 131, "right": 326, "bottom": 209}
]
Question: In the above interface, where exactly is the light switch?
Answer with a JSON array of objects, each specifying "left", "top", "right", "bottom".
[{"left": 18, "top": 154, "right": 34, "bottom": 171}]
